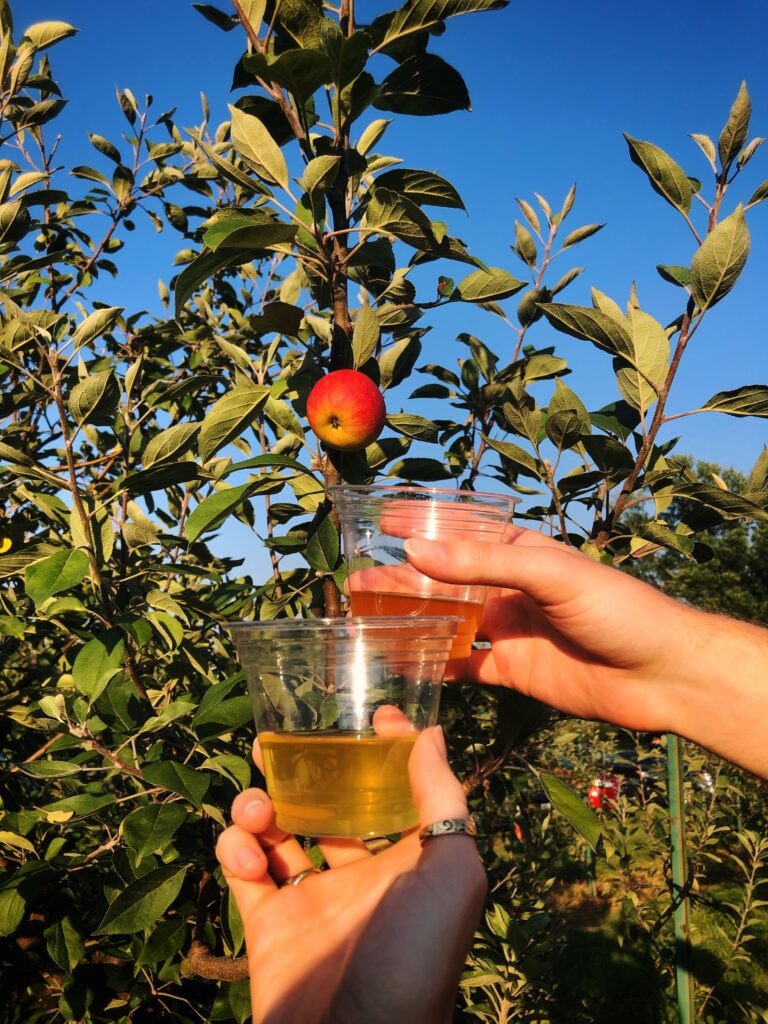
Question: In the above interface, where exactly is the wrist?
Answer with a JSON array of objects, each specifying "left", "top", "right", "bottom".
[{"left": 662, "top": 606, "right": 768, "bottom": 778}]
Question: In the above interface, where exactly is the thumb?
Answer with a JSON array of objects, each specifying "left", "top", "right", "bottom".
[{"left": 408, "top": 726, "right": 469, "bottom": 827}]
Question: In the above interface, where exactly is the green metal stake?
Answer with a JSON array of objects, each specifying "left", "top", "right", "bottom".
[{"left": 667, "top": 733, "right": 695, "bottom": 1024}]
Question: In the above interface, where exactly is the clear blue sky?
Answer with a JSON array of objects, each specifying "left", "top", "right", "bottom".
[{"left": 16, "top": 0, "right": 768, "bottom": 575}]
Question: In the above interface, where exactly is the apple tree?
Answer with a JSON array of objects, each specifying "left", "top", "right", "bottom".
[{"left": 0, "top": 0, "right": 767, "bottom": 1020}]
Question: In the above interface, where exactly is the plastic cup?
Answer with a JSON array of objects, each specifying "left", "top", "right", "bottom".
[
  {"left": 227, "top": 616, "right": 458, "bottom": 838},
  {"left": 330, "top": 484, "right": 519, "bottom": 660}
]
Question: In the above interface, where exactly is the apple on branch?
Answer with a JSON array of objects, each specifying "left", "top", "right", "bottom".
[{"left": 306, "top": 369, "right": 386, "bottom": 452}]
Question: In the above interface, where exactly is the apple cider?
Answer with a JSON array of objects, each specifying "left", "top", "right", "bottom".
[
  {"left": 350, "top": 590, "right": 484, "bottom": 660},
  {"left": 259, "top": 731, "right": 418, "bottom": 837}
]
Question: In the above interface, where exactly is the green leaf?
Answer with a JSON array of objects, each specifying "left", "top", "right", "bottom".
[
  {"left": 243, "top": 49, "right": 333, "bottom": 101},
  {"left": 141, "top": 763, "right": 210, "bottom": 814},
  {"left": 539, "top": 303, "right": 633, "bottom": 359},
  {"left": 71, "top": 306, "right": 122, "bottom": 351},
  {"left": 515, "top": 197, "right": 541, "bottom": 236},
  {"left": 122, "top": 462, "right": 199, "bottom": 495},
  {"left": 614, "top": 307, "right": 669, "bottom": 415},
  {"left": 25, "top": 549, "right": 89, "bottom": 607},
  {"left": 365, "top": 186, "right": 435, "bottom": 250},
  {"left": 548, "top": 378, "right": 591, "bottom": 433},
  {"left": 194, "top": 134, "right": 271, "bottom": 196},
  {"left": 374, "top": 54, "right": 470, "bottom": 117},
  {"left": 198, "top": 385, "right": 270, "bottom": 461},
  {"left": 451, "top": 267, "right": 525, "bottom": 303},
  {"left": 68, "top": 370, "right": 119, "bottom": 425},
  {"left": 539, "top": 771, "right": 601, "bottom": 852},
  {"left": 582, "top": 435, "right": 635, "bottom": 481},
  {"left": 136, "top": 700, "right": 196, "bottom": 736},
  {"left": 203, "top": 208, "right": 297, "bottom": 251},
  {"left": 718, "top": 81, "right": 750, "bottom": 170},
  {"left": 387, "top": 457, "right": 454, "bottom": 481},
  {"left": 545, "top": 409, "right": 582, "bottom": 451},
  {"left": 186, "top": 483, "right": 255, "bottom": 542},
  {"left": 690, "top": 133, "right": 716, "bottom": 166},
  {"left": 143, "top": 423, "right": 199, "bottom": 467},
  {"left": 737, "top": 136, "right": 765, "bottom": 170},
  {"left": 560, "top": 223, "right": 604, "bottom": 249},
  {"left": 228, "top": 104, "right": 289, "bottom": 189},
  {"left": 700, "top": 385, "right": 768, "bottom": 418},
  {"left": 481, "top": 434, "right": 541, "bottom": 479},
  {"left": 44, "top": 917, "right": 84, "bottom": 973},
  {"left": 352, "top": 302, "right": 380, "bottom": 367},
  {"left": 300, "top": 155, "right": 341, "bottom": 195},
  {"left": 373, "top": 168, "right": 465, "bottom": 210},
  {"left": 656, "top": 264, "right": 690, "bottom": 288},
  {"left": 220, "top": 453, "right": 316, "bottom": 479},
  {"left": 0, "top": 890, "right": 26, "bottom": 936},
  {"left": 372, "top": 0, "right": 507, "bottom": 55},
  {"left": 387, "top": 413, "right": 438, "bottom": 442},
  {"left": 747, "top": 180, "right": 768, "bottom": 208},
  {"left": 22, "top": 760, "right": 82, "bottom": 779},
  {"left": 671, "top": 483, "right": 768, "bottom": 523},
  {"left": 379, "top": 335, "right": 422, "bottom": 390},
  {"left": 624, "top": 134, "right": 693, "bottom": 213},
  {"left": 95, "top": 864, "right": 187, "bottom": 935},
  {"left": 637, "top": 521, "right": 694, "bottom": 556},
  {"left": 122, "top": 804, "right": 188, "bottom": 865},
  {"left": 174, "top": 247, "right": 253, "bottom": 320},
  {"left": 690, "top": 206, "right": 750, "bottom": 310},
  {"left": 748, "top": 447, "right": 768, "bottom": 492},
  {"left": 305, "top": 513, "right": 339, "bottom": 574},
  {"left": 22, "top": 20, "right": 77, "bottom": 51},
  {"left": 513, "top": 220, "right": 537, "bottom": 266},
  {"left": 71, "top": 630, "right": 125, "bottom": 702}
]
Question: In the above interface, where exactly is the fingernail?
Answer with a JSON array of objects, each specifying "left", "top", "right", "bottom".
[
  {"left": 431, "top": 724, "right": 447, "bottom": 758},
  {"left": 242, "top": 795, "right": 268, "bottom": 816},
  {"left": 235, "top": 848, "right": 263, "bottom": 872},
  {"left": 405, "top": 538, "right": 446, "bottom": 562}
]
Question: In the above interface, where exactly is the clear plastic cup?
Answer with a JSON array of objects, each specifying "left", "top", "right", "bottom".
[
  {"left": 227, "top": 616, "right": 459, "bottom": 838},
  {"left": 330, "top": 484, "right": 519, "bottom": 660}
]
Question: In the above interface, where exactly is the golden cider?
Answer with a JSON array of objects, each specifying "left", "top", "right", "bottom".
[
  {"left": 349, "top": 590, "right": 484, "bottom": 660},
  {"left": 259, "top": 731, "right": 418, "bottom": 837}
]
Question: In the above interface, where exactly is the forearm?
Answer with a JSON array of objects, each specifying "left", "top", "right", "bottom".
[{"left": 665, "top": 607, "right": 768, "bottom": 779}]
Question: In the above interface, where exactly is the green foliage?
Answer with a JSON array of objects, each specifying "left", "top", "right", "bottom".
[{"left": 0, "top": 3, "right": 766, "bottom": 1022}]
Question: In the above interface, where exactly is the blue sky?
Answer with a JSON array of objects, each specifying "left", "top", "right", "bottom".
[{"left": 15, "top": 0, "right": 768, "bottom": 576}]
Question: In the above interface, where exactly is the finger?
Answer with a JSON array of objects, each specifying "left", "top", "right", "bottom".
[
  {"left": 232, "top": 787, "right": 314, "bottom": 884},
  {"left": 216, "top": 822, "right": 272, "bottom": 883},
  {"left": 408, "top": 725, "right": 469, "bottom": 827},
  {"left": 216, "top": 825, "right": 278, "bottom": 923},
  {"left": 404, "top": 534, "right": 603, "bottom": 610},
  {"left": 316, "top": 836, "right": 371, "bottom": 867},
  {"left": 372, "top": 704, "right": 412, "bottom": 736}
]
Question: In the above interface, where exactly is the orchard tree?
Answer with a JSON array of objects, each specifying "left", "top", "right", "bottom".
[{"left": 0, "top": 0, "right": 767, "bottom": 1021}]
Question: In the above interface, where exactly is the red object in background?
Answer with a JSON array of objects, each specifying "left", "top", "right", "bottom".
[{"left": 587, "top": 774, "right": 620, "bottom": 811}]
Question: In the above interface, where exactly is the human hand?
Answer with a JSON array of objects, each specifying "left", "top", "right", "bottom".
[
  {"left": 404, "top": 527, "right": 698, "bottom": 733},
  {"left": 216, "top": 726, "right": 486, "bottom": 1024}
]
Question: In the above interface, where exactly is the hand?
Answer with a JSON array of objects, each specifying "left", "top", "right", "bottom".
[
  {"left": 404, "top": 528, "right": 768, "bottom": 778},
  {"left": 216, "top": 726, "right": 486, "bottom": 1024}
]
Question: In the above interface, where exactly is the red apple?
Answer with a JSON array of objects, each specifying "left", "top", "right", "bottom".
[{"left": 306, "top": 369, "right": 386, "bottom": 452}]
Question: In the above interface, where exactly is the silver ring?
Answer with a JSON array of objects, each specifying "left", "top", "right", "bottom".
[
  {"left": 419, "top": 818, "right": 477, "bottom": 844},
  {"left": 281, "top": 867, "right": 321, "bottom": 888}
]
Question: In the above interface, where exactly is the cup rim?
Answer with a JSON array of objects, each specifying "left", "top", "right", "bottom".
[
  {"left": 225, "top": 615, "right": 462, "bottom": 638},
  {"left": 328, "top": 483, "right": 520, "bottom": 510}
]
